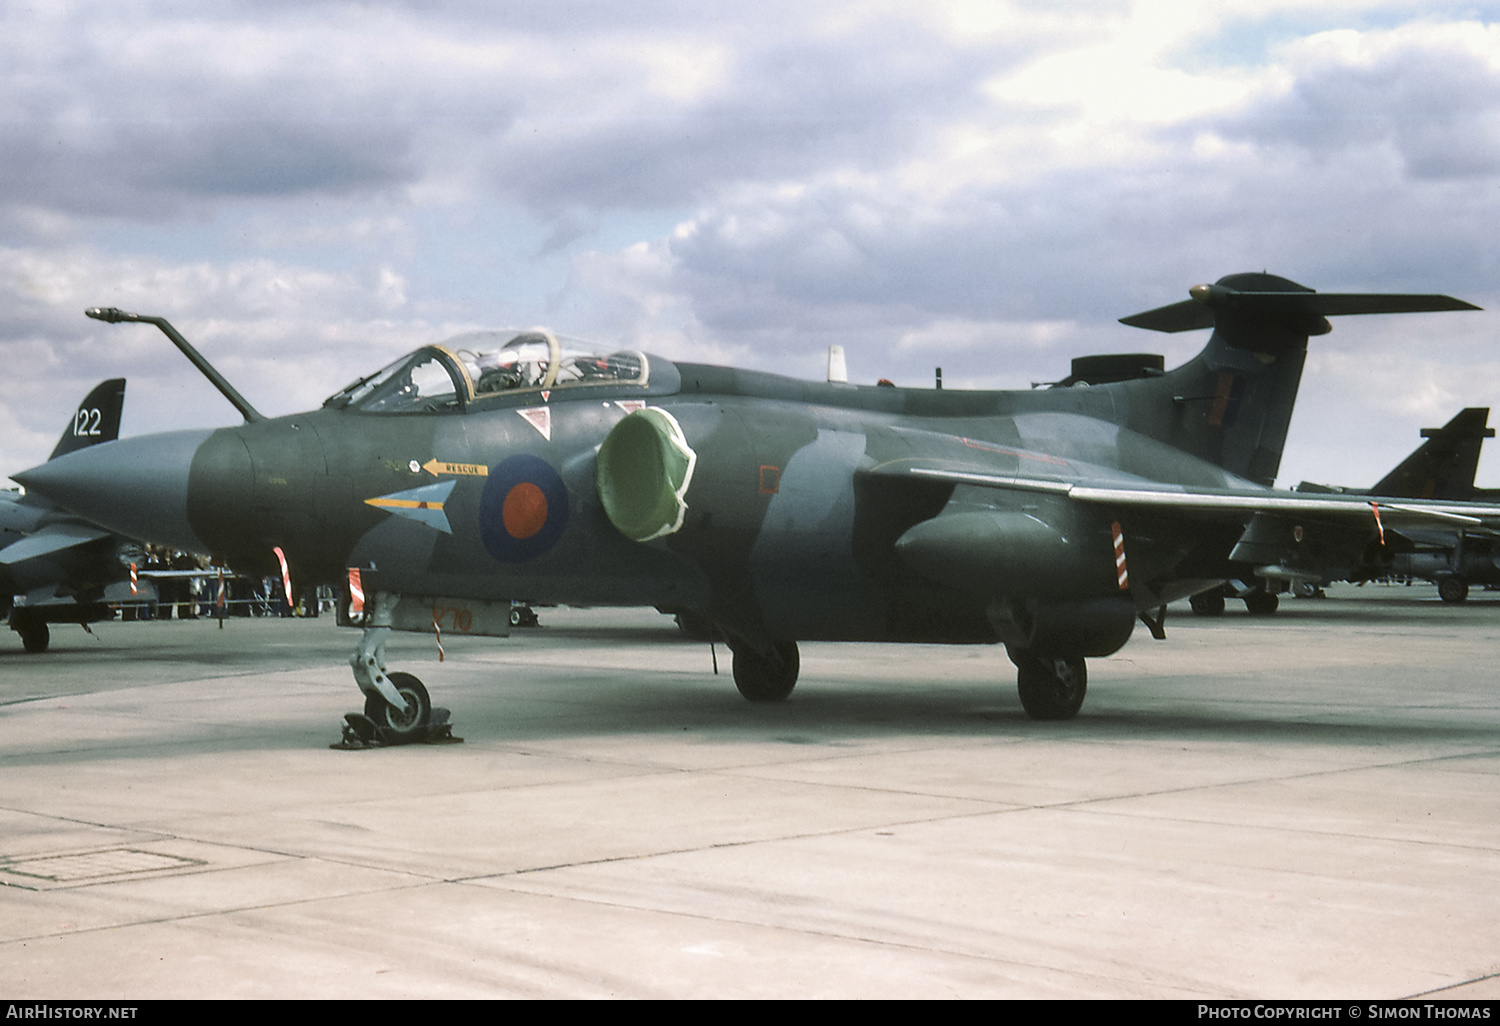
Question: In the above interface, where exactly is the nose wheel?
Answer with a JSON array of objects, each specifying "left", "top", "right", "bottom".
[{"left": 363, "top": 672, "right": 432, "bottom": 735}]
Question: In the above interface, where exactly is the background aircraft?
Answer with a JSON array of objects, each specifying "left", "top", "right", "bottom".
[
  {"left": 1, "top": 379, "right": 143, "bottom": 651},
  {"left": 1296, "top": 408, "right": 1500, "bottom": 603},
  {"left": 1184, "top": 407, "right": 1500, "bottom": 612},
  {"left": 14, "top": 273, "right": 1497, "bottom": 733}
]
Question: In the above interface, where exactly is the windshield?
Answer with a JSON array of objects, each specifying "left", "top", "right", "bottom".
[
  {"left": 330, "top": 349, "right": 463, "bottom": 413},
  {"left": 326, "top": 330, "right": 650, "bottom": 413}
]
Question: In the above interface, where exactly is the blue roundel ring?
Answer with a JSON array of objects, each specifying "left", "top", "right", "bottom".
[{"left": 479, "top": 454, "right": 570, "bottom": 563}]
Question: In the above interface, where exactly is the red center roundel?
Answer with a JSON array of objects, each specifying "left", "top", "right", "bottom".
[
  {"left": 502, "top": 482, "right": 549, "bottom": 539},
  {"left": 480, "top": 454, "right": 569, "bottom": 563}
]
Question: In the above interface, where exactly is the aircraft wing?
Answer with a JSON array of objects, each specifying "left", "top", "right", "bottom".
[
  {"left": 0, "top": 520, "right": 113, "bottom": 566},
  {"left": 900, "top": 467, "right": 1500, "bottom": 530}
]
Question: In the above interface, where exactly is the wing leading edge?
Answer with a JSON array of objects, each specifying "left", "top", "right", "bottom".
[{"left": 904, "top": 466, "right": 1500, "bottom": 531}]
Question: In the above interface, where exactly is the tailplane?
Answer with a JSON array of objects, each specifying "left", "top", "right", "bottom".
[{"left": 1118, "top": 273, "right": 1479, "bottom": 486}]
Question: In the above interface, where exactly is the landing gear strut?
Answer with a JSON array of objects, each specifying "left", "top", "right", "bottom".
[
  {"left": 1010, "top": 650, "right": 1088, "bottom": 720},
  {"left": 334, "top": 593, "right": 459, "bottom": 749}
]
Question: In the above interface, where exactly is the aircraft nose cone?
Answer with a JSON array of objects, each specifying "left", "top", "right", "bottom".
[{"left": 13, "top": 429, "right": 214, "bottom": 554}]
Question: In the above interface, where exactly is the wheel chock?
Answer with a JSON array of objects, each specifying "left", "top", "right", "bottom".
[{"left": 330, "top": 707, "right": 463, "bottom": 749}]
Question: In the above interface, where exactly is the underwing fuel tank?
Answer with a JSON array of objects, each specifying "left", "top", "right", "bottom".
[
  {"left": 894, "top": 508, "right": 1135, "bottom": 656},
  {"left": 894, "top": 509, "right": 1090, "bottom": 596}
]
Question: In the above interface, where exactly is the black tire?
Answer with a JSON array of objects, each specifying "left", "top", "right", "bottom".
[
  {"left": 1438, "top": 577, "right": 1469, "bottom": 603},
  {"left": 731, "top": 640, "right": 799, "bottom": 702},
  {"left": 1243, "top": 590, "right": 1279, "bottom": 616},
  {"left": 1189, "top": 590, "right": 1226, "bottom": 617},
  {"left": 509, "top": 608, "right": 523, "bottom": 626},
  {"left": 363, "top": 672, "right": 432, "bottom": 737},
  {"left": 16, "top": 618, "right": 49, "bottom": 654},
  {"left": 1012, "top": 651, "right": 1087, "bottom": 721}
]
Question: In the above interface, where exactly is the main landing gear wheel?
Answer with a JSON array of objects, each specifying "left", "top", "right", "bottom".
[
  {"left": 1438, "top": 577, "right": 1469, "bottom": 603},
  {"left": 363, "top": 671, "right": 432, "bottom": 738},
  {"left": 1011, "top": 652, "right": 1087, "bottom": 721},
  {"left": 1243, "top": 590, "right": 1279, "bottom": 616},
  {"left": 1189, "top": 590, "right": 1226, "bottom": 617},
  {"left": 16, "top": 618, "right": 49, "bottom": 654},
  {"left": 732, "top": 640, "right": 799, "bottom": 702}
]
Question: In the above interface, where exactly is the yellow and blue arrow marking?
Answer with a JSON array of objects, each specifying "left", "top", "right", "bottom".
[{"left": 364, "top": 479, "right": 457, "bottom": 534}]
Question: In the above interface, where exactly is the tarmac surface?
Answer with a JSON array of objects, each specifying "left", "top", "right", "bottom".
[{"left": 1, "top": 584, "right": 1497, "bottom": 999}]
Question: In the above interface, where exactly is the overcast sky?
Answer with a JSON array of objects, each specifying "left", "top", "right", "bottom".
[{"left": 4, "top": 1, "right": 1500, "bottom": 488}]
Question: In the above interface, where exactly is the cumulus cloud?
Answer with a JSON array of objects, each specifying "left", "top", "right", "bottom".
[
  {"left": 1209, "top": 21, "right": 1500, "bottom": 178},
  {"left": 0, "top": 245, "right": 473, "bottom": 464}
]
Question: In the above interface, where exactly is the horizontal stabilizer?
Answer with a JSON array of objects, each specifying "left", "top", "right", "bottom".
[
  {"left": 1122, "top": 283, "right": 1479, "bottom": 334},
  {"left": 0, "top": 521, "right": 112, "bottom": 565}
]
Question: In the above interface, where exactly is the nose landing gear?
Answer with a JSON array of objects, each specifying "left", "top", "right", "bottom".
[{"left": 333, "top": 592, "right": 461, "bottom": 749}]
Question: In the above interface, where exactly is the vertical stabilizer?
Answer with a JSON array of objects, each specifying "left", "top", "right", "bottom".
[
  {"left": 1117, "top": 274, "right": 1479, "bottom": 486},
  {"left": 48, "top": 379, "right": 126, "bottom": 460},
  {"left": 1370, "top": 408, "right": 1492, "bottom": 499}
]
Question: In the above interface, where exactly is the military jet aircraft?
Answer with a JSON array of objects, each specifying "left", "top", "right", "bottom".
[
  {"left": 1289, "top": 407, "right": 1500, "bottom": 603},
  {"left": 14, "top": 273, "right": 1498, "bottom": 732},
  {"left": 2, "top": 379, "right": 140, "bottom": 651},
  {"left": 1183, "top": 407, "right": 1498, "bottom": 613}
]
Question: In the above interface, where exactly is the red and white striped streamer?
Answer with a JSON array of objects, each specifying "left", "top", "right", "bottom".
[
  {"left": 1369, "top": 502, "right": 1386, "bottom": 547},
  {"left": 272, "top": 546, "right": 292, "bottom": 606},
  {"left": 1111, "top": 521, "right": 1129, "bottom": 591},
  {"left": 347, "top": 568, "right": 365, "bottom": 616}
]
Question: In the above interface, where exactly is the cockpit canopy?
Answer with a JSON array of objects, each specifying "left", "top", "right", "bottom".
[{"left": 326, "top": 330, "right": 650, "bottom": 414}]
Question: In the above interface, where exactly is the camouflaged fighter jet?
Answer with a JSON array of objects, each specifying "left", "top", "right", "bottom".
[
  {"left": 1283, "top": 407, "right": 1500, "bottom": 604},
  {"left": 12, "top": 272, "right": 1498, "bottom": 733},
  {"left": 1182, "top": 406, "right": 1499, "bottom": 614}
]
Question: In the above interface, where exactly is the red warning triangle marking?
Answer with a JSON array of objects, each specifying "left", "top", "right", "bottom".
[
  {"left": 615, "top": 400, "right": 646, "bottom": 414},
  {"left": 518, "top": 406, "right": 552, "bottom": 441}
]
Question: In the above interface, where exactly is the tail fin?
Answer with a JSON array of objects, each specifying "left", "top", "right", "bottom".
[
  {"left": 1294, "top": 408, "right": 1493, "bottom": 499},
  {"left": 48, "top": 379, "right": 126, "bottom": 460},
  {"left": 1369, "top": 408, "right": 1492, "bottom": 499},
  {"left": 1118, "top": 273, "right": 1479, "bottom": 486}
]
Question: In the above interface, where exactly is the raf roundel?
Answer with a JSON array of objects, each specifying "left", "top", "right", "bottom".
[{"left": 479, "top": 454, "right": 570, "bottom": 563}]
